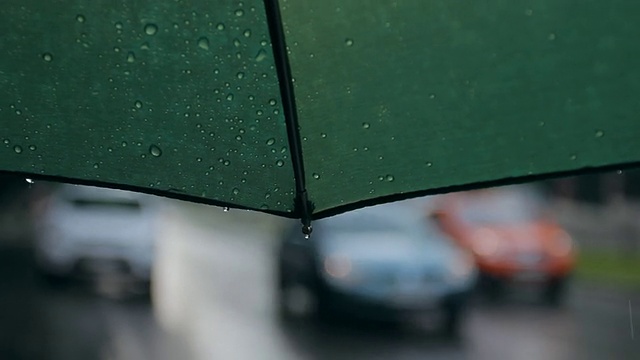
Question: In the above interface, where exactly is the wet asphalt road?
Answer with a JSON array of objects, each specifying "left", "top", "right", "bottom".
[{"left": 1, "top": 203, "right": 640, "bottom": 360}]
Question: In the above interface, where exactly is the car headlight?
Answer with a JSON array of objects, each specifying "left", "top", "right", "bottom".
[
  {"left": 471, "top": 228, "right": 503, "bottom": 257},
  {"left": 548, "top": 230, "right": 574, "bottom": 257},
  {"left": 323, "top": 254, "right": 352, "bottom": 280}
]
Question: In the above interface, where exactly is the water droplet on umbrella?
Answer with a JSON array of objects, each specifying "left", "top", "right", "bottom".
[
  {"left": 127, "top": 51, "right": 136, "bottom": 62},
  {"left": 93, "top": 163, "right": 100, "bottom": 169},
  {"left": 232, "top": 188, "right": 240, "bottom": 195},
  {"left": 595, "top": 130, "right": 604, "bottom": 138},
  {"left": 76, "top": 14, "right": 85, "bottom": 23},
  {"left": 548, "top": 33, "right": 556, "bottom": 41},
  {"left": 140, "top": 42, "right": 150, "bottom": 50},
  {"left": 149, "top": 145, "right": 162, "bottom": 157},
  {"left": 426, "top": 161, "right": 433, "bottom": 167},
  {"left": 42, "top": 53, "right": 53, "bottom": 62},
  {"left": 345, "top": 38, "right": 354, "bottom": 46},
  {"left": 144, "top": 23, "right": 158, "bottom": 35},
  {"left": 134, "top": 100, "right": 143, "bottom": 109},
  {"left": 226, "top": 93, "right": 234, "bottom": 101},
  {"left": 223, "top": 160, "right": 230, "bottom": 166},
  {"left": 25, "top": 178, "right": 35, "bottom": 184},
  {"left": 28, "top": 145, "right": 36, "bottom": 151},
  {"left": 266, "top": 138, "right": 276, "bottom": 146},
  {"left": 236, "top": 72, "right": 245, "bottom": 79},
  {"left": 121, "top": 141, "right": 127, "bottom": 147},
  {"left": 276, "top": 160, "right": 284, "bottom": 167},
  {"left": 196, "top": 157, "right": 203, "bottom": 162},
  {"left": 269, "top": 99, "right": 277, "bottom": 106},
  {"left": 13, "top": 145, "right": 22, "bottom": 154},
  {"left": 115, "top": 22, "right": 123, "bottom": 30},
  {"left": 235, "top": 9, "right": 244, "bottom": 16},
  {"left": 362, "top": 122, "right": 370, "bottom": 129},
  {"left": 2, "top": 139, "right": 9, "bottom": 145},
  {"left": 198, "top": 37, "right": 210, "bottom": 50},
  {"left": 243, "top": 29, "right": 251, "bottom": 37},
  {"left": 235, "top": 135, "right": 242, "bottom": 141},
  {"left": 216, "top": 23, "right": 225, "bottom": 30},
  {"left": 525, "top": 9, "right": 534, "bottom": 16},
  {"left": 385, "top": 174, "right": 395, "bottom": 182},
  {"left": 312, "top": 173, "right": 320, "bottom": 179},
  {"left": 255, "top": 49, "right": 267, "bottom": 62},
  {"left": 570, "top": 154, "right": 577, "bottom": 160}
]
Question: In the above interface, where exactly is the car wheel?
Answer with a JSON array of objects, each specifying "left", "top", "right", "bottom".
[
  {"left": 278, "top": 280, "right": 318, "bottom": 320},
  {"left": 543, "top": 276, "right": 567, "bottom": 306},
  {"left": 442, "top": 303, "right": 464, "bottom": 338}
]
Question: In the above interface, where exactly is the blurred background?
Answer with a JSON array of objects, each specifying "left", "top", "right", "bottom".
[{"left": 1, "top": 170, "right": 640, "bottom": 360}]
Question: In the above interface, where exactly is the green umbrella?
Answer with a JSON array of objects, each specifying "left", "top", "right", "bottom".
[{"left": 1, "top": 0, "right": 639, "bottom": 233}]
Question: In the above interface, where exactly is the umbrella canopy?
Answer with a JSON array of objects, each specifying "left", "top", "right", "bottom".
[{"left": 1, "top": 0, "right": 640, "bottom": 227}]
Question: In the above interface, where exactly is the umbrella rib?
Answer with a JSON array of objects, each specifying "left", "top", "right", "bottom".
[{"left": 264, "top": 0, "right": 313, "bottom": 232}]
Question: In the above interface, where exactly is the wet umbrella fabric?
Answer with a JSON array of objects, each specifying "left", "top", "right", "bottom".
[{"left": 1, "top": 0, "right": 639, "bottom": 226}]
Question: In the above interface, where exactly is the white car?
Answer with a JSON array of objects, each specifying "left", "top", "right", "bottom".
[{"left": 33, "top": 184, "right": 158, "bottom": 283}]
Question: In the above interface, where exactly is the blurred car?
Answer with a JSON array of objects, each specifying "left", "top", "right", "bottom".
[
  {"left": 276, "top": 201, "right": 477, "bottom": 334},
  {"left": 32, "top": 184, "right": 158, "bottom": 285},
  {"left": 432, "top": 184, "right": 576, "bottom": 304}
]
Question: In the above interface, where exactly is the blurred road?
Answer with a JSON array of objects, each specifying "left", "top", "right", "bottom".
[{"left": 1, "top": 201, "right": 640, "bottom": 359}]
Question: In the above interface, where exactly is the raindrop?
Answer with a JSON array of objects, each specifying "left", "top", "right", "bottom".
[
  {"left": 2, "top": 139, "right": 9, "bottom": 145},
  {"left": 196, "top": 157, "right": 203, "bottom": 162},
  {"left": 302, "top": 224, "right": 313, "bottom": 239},
  {"left": 243, "top": 29, "right": 251, "bottom": 37},
  {"left": 233, "top": 38, "right": 241, "bottom": 47},
  {"left": 426, "top": 161, "right": 433, "bottom": 167},
  {"left": 13, "top": 145, "right": 23, "bottom": 154},
  {"left": 198, "top": 37, "right": 210, "bottom": 50},
  {"left": 226, "top": 93, "right": 234, "bottom": 101},
  {"left": 28, "top": 145, "right": 36, "bottom": 151},
  {"left": 76, "top": 14, "right": 85, "bottom": 23},
  {"left": 362, "top": 122, "right": 370, "bottom": 129},
  {"left": 42, "top": 53, "right": 53, "bottom": 62},
  {"left": 121, "top": 141, "right": 128, "bottom": 147},
  {"left": 235, "top": 135, "right": 242, "bottom": 141},
  {"left": 385, "top": 174, "right": 395, "bottom": 182},
  {"left": 345, "top": 38, "right": 354, "bottom": 47},
  {"left": 232, "top": 188, "right": 240, "bottom": 195},
  {"left": 93, "top": 163, "right": 100, "bottom": 169},
  {"left": 223, "top": 160, "right": 230, "bottom": 166},
  {"left": 140, "top": 42, "right": 150, "bottom": 50},
  {"left": 269, "top": 99, "right": 277, "bottom": 106},
  {"left": 276, "top": 160, "right": 284, "bottom": 167},
  {"left": 216, "top": 23, "right": 225, "bottom": 30},
  {"left": 320, "top": 133, "right": 327, "bottom": 138},
  {"left": 235, "top": 9, "right": 244, "bottom": 16},
  {"left": 25, "top": 178, "right": 35, "bottom": 184},
  {"left": 312, "top": 173, "right": 320, "bottom": 180},
  {"left": 115, "top": 22, "right": 123, "bottom": 30},
  {"left": 595, "top": 130, "right": 604, "bottom": 138},
  {"left": 135, "top": 100, "right": 143, "bottom": 109},
  {"left": 570, "top": 154, "right": 577, "bottom": 161},
  {"left": 255, "top": 49, "right": 267, "bottom": 62},
  {"left": 266, "top": 138, "right": 275, "bottom": 145},
  {"left": 236, "top": 72, "right": 245, "bottom": 79},
  {"left": 149, "top": 144, "right": 162, "bottom": 157},
  {"left": 223, "top": 207, "right": 230, "bottom": 212},
  {"left": 127, "top": 51, "right": 136, "bottom": 63},
  {"left": 144, "top": 23, "right": 158, "bottom": 35}
]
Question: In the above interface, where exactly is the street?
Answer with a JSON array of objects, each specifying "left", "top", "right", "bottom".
[{"left": 1, "top": 201, "right": 639, "bottom": 359}]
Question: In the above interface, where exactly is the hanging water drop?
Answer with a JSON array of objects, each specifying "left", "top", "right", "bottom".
[
  {"left": 302, "top": 224, "right": 313, "bottom": 239},
  {"left": 25, "top": 178, "right": 35, "bottom": 184},
  {"left": 223, "top": 207, "right": 230, "bottom": 212}
]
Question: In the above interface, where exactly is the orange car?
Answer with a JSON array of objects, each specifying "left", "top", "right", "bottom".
[{"left": 432, "top": 185, "right": 576, "bottom": 304}]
